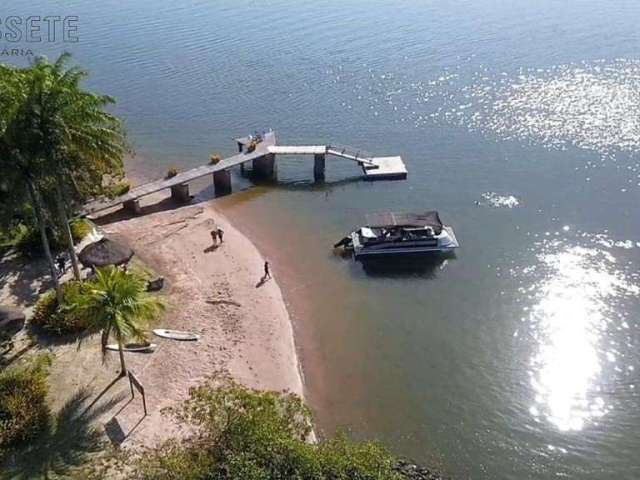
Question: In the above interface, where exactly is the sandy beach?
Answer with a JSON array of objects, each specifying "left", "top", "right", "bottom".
[
  {"left": 1, "top": 196, "right": 305, "bottom": 450},
  {"left": 104, "top": 200, "right": 305, "bottom": 444}
]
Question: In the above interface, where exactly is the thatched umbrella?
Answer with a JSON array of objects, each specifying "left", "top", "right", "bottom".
[{"left": 79, "top": 237, "right": 134, "bottom": 268}]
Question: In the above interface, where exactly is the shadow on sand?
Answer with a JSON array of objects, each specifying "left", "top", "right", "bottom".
[
  {"left": 91, "top": 196, "right": 189, "bottom": 227},
  {"left": 1, "top": 385, "right": 126, "bottom": 479},
  {"left": 0, "top": 254, "right": 54, "bottom": 311}
]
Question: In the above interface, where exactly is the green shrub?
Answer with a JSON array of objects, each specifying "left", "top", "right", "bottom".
[
  {"left": 13, "top": 224, "right": 64, "bottom": 258},
  {"left": 133, "top": 376, "right": 400, "bottom": 480},
  {"left": 31, "top": 282, "right": 93, "bottom": 334},
  {"left": 165, "top": 167, "right": 178, "bottom": 179},
  {"left": 104, "top": 180, "right": 131, "bottom": 199},
  {"left": 0, "top": 355, "right": 51, "bottom": 448},
  {"left": 70, "top": 219, "right": 93, "bottom": 243}
]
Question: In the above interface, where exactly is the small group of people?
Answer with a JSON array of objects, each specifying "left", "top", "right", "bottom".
[
  {"left": 209, "top": 225, "right": 272, "bottom": 283},
  {"left": 210, "top": 227, "right": 225, "bottom": 246}
]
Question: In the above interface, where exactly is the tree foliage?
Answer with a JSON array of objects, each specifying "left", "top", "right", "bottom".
[
  {"left": 133, "top": 375, "right": 401, "bottom": 480},
  {"left": 22, "top": 53, "right": 127, "bottom": 204},
  {"left": 0, "top": 54, "right": 127, "bottom": 287}
]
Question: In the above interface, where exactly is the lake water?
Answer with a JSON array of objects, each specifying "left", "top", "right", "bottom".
[{"left": 12, "top": 1, "right": 640, "bottom": 478}]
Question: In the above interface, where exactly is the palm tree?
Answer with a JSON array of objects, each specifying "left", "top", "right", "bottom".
[
  {"left": 1, "top": 54, "right": 126, "bottom": 298},
  {"left": 23, "top": 54, "right": 127, "bottom": 281},
  {"left": 73, "top": 267, "right": 164, "bottom": 376},
  {"left": 0, "top": 64, "right": 63, "bottom": 301}
]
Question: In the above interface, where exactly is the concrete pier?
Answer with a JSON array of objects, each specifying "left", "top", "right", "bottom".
[
  {"left": 82, "top": 130, "right": 408, "bottom": 217},
  {"left": 213, "top": 169, "right": 232, "bottom": 196},
  {"left": 170, "top": 183, "right": 191, "bottom": 203},
  {"left": 252, "top": 153, "right": 276, "bottom": 179},
  {"left": 314, "top": 154, "right": 326, "bottom": 182}
]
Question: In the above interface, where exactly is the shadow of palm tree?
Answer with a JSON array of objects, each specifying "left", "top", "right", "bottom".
[
  {"left": 2, "top": 386, "right": 126, "bottom": 479},
  {"left": 25, "top": 323, "right": 91, "bottom": 348},
  {"left": 0, "top": 253, "right": 56, "bottom": 311}
]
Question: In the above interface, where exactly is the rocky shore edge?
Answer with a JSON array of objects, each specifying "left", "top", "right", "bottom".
[{"left": 395, "top": 458, "right": 450, "bottom": 480}]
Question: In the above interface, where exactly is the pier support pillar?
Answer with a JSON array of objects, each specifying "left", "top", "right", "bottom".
[
  {"left": 240, "top": 162, "right": 246, "bottom": 177},
  {"left": 123, "top": 199, "right": 142, "bottom": 215},
  {"left": 213, "top": 169, "right": 232, "bottom": 196},
  {"left": 314, "top": 154, "right": 326, "bottom": 183},
  {"left": 170, "top": 183, "right": 191, "bottom": 203},
  {"left": 252, "top": 154, "right": 276, "bottom": 180}
]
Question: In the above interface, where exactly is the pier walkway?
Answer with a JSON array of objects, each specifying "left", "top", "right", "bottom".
[{"left": 82, "top": 131, "right": 407, "bottom": 216}]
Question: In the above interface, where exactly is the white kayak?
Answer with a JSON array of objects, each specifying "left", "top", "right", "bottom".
[
  {"left": 105, "top": 342, "right": 156, "bottom": 352},
  {"left": 153, "top": 329, "right": 200, "bottom": 341}
]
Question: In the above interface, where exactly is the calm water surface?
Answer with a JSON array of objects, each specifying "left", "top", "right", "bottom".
[{"left": 11, "top": 1, "right": 640, "bottom": 478}]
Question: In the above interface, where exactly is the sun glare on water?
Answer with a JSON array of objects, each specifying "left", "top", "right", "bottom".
[{"left": 523, "top": 242, "right": 639, "bottom": 431}]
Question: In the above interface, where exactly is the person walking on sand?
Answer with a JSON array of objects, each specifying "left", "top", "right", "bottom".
[
  {"left": 217, "top": 227, "right": 224, "bottom": 243},
  {"left": 210, "top": 229, "right": 218, "bottom": 246},
  {"left": 264, "top": 260, "right": 271, "bottom": 279}
]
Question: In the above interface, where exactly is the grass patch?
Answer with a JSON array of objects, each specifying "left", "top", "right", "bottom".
[
  {"left": 0, "top": 355, "right": 51, "bottom": 450},
  {"left": 70, "top": 218, "right": 93, "bottom": 243}
]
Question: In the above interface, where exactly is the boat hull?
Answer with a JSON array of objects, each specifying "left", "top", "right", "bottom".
[{"left": 351, "top": 226, "right": 459, "bottom": 260}]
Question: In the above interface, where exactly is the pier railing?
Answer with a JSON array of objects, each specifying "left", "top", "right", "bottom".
[{"left": 327, "top": 143, "right": 376, "bottom": 162}]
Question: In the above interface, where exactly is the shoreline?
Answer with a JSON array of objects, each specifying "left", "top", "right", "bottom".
[{"left": 95, "top": 195, "right": 307, "bottom": 445}]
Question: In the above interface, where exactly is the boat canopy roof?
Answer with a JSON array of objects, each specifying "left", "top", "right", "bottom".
[{"left": 365, "top": 211, "right": 443, "bottom": 233}]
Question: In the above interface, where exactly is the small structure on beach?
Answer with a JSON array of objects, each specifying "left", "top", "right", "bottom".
[
  {"left": 81, "top": 131, "right": 408, "bottom": 217},
  {"left": 79, "top": 237, "right": 134, "bottom": 268}
]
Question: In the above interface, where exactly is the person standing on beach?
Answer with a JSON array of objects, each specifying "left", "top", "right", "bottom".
[
  {"left": 210, "top": 229, "right": 218, "bottom": 246},
  {"left": 217, "top": 227, "right": 224, "bottom": 243},
  {"left": 264, "top": 260, "right": 271, "bottom": 279}
]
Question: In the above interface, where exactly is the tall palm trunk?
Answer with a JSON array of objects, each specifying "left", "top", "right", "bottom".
[
  {"left": 117, "top": 333, "right": 127, "bottom": 376},
  {"left": 55, "top": 185, "right": 81, "bottom": 281},
  {"left": 27, "top": 179, "right": 63, "bottom": 303}
]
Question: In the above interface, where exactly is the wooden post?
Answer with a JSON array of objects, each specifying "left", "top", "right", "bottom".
[
  {"left": 237, "top": 141, "right": 244, "bottom": 153},
  {"left": 314, "top": 154, "right": 326, "bottom": 183},
  {"left": 213, "top": 169, "right": 232, "bottom": 196},
  {"left": 170, "top": 183, "right": 191, "bottom": 203},
  {"left": 128, "top": 371, "right": 147, "bottom": 416}
]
